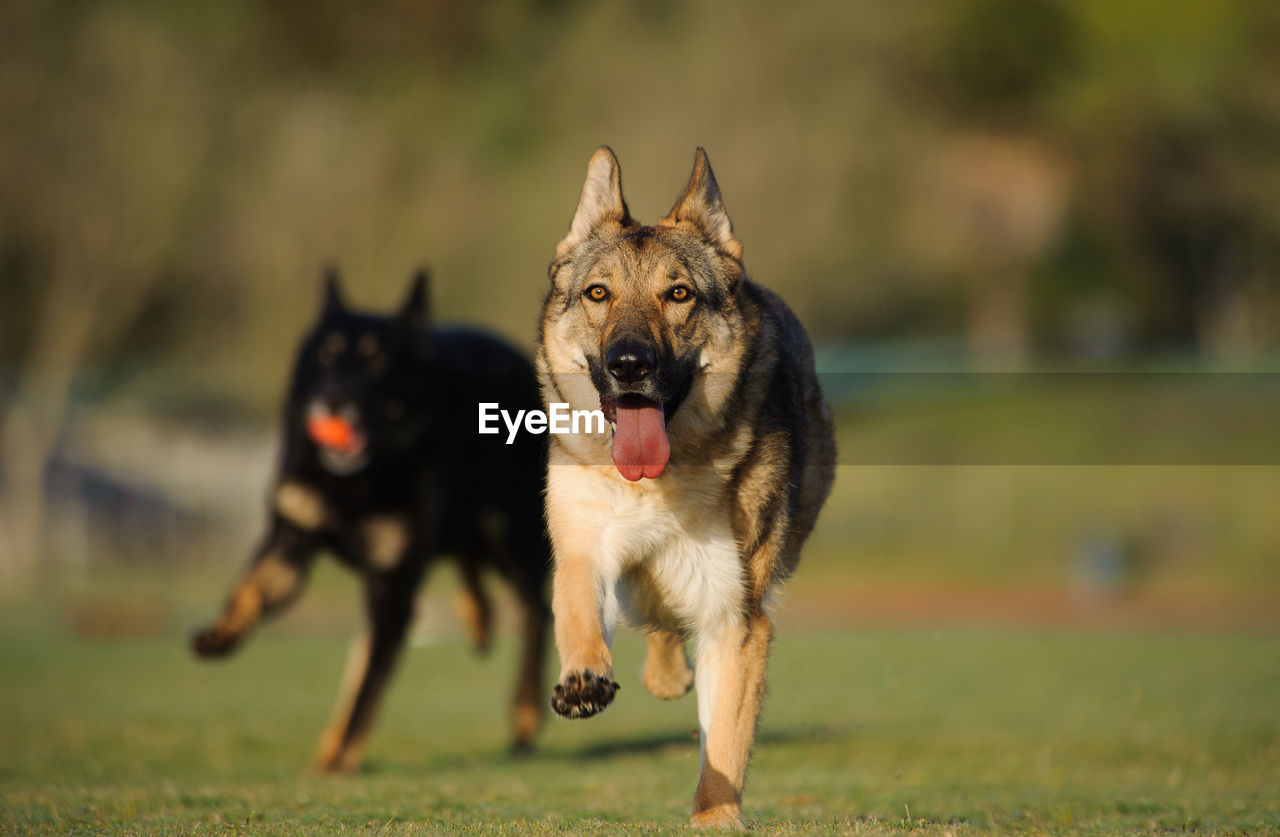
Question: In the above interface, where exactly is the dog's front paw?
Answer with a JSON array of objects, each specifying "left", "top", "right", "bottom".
[
  {"left": 551, "top": 670, "right": 619, "bottom": 719},
  {"left": 191, "top": 625, "right": 240, "bottom": 658}
]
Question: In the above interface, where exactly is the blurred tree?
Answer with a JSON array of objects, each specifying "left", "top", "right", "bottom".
[
  {"left": 1134, "top": 123, "right": 1250, "bottom": 347},
  {"left": 903, "top": 0, "right": 1079, "bottom": 365},
  {"left": 0, "top": 6, "right": 207, "bottom": 590},
  {"left": 275, "top": 0, "right": 496, "bottom": 69},
  {"left": 904, "top": 132, "right": 1071, "bottom": 367},
  {"left": 940, "top": 0, "right": 1078, "bottom": 127},
  {"left": 1059, "top": 0, "right": 1280, "bottom": 354}
]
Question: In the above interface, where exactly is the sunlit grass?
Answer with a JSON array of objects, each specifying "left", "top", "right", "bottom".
[{"left": 2, "top": 602, "right": 1277, "bottom": 835}]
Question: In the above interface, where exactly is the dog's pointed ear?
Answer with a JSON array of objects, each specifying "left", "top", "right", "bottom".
[
  {"left": 659, "top": 147, "right": 742, "bottom": 262},
  {"left": 557, "top": 146, "right": 632, "bottom": 259},
  {"left": 399, "top": 267, "right": 430, "bottom": 328},
  {"left": 321, "top": 264, "right": 346, "bottom": 316}
]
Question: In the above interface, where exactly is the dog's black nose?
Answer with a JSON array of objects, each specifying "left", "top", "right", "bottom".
[{"left": 606, "top": 340, "right": 655, "bottom": 384}]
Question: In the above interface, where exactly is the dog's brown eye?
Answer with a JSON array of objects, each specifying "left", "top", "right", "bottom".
[
  {"left": 669, "top": 286, "right": 692, "bottom": 302},
  {"left": 585, "top": 285, "right": 609, "bottom": 302},
  {"left": 318, "top": 332, "right": 346, "bottom": 364}
]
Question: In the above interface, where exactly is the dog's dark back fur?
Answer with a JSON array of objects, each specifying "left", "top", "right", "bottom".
[{"left": 194, "top": 269, "right": 550, "bottom": 769}]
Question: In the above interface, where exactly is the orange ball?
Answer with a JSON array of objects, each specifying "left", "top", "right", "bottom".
[{"left": 307, "top": 416, "right": 356, "bottom": 450}]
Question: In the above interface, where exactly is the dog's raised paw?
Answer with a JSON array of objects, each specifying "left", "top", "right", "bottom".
[
  {"left": 551, "top": 670, "right": 619, "bottom": 718},
  {"left": 191, "top": 626, "right": 239, "bottom": 658}
]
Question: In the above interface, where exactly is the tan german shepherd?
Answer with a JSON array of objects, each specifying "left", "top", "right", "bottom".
[{"left": 537, "top": 147, "right": 835, "bottom": 828}]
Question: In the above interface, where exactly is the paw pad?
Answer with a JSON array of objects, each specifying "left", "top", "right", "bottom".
[{"left": 551, "top": 670, "right": 619, "bottom": 718}]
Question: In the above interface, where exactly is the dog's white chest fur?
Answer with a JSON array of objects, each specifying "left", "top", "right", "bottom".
[{"left": 547, "top": 463, "right": 745, "bottom": 642}]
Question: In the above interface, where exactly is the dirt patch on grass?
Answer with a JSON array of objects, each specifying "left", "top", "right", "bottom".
[
  {"left": 62, "top": 597, "right": 172, "bottom": 638},
  {"left": 775, "top": 584, "right": 1280, "bottom": 632}
]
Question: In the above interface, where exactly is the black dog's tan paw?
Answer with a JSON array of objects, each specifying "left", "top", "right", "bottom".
[
  {"left": 551, "top": 670, "right": 619, "bottom": 719},
  {"left": 191, "top": 626, "right": 241, "bottom": 658}
]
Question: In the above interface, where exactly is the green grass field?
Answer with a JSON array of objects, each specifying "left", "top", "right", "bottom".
[
  {"left": 7, "top": 383, "right": 1280, "bottom": 834},
  {"left": 2, "top": 599, "right": 1278, "bottom": 836}
]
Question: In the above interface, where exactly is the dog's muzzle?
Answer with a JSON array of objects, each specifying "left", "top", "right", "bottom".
[
  {"left": 306, "top": 400, "right": 370, "bottom": 475},
  {"left": 594, "top": 341, "right": 694, "bottom": 482}
]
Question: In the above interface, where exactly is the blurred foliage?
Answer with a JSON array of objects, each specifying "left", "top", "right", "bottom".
[
  {"left": 937, "top": 0, "right": 1081, "bottom": 125},
  {"left": 1, "top": 0, "right": 1278, "bottom": 420}
]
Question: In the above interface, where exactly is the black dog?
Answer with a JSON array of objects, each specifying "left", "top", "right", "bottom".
[{"left": 193, "top": 269, "right": 550, "bottom": 769}]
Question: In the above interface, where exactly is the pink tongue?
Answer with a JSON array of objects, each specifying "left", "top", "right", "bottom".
[{"left": 610, "top": 398, "right": 670, "bottom": 481}]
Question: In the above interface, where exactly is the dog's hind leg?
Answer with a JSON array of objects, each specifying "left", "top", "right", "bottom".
[
  {"left": 690, "top": 609, "right": 774, "bottom": 830},
  {"left": 455, "top": 561, "right": 493, "bottom": 654},
  {"left": 192, "top": 517, "right": 315, "bottom": 658},
  {"left": 643, "top": 628, "right": 693, "bottom": 700},
  {"left": 510, "top": 576, "right": 549, "bottom": 753},
  {"left": 314, "top": 577, "right": 415, "bottom": 773}
]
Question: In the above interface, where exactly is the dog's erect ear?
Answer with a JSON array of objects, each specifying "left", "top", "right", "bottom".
[
  {"left": 659, "top": 147, "right": 742, "bottom": 262},
  {"left": 399, "top": 268, "right": 430, "bottom": 329},
  {"left": 321, "top": 264, "right": 346, "bottom": 316},
  {"left": 556, "top": 146, "right": 633, "bottom": 259}
]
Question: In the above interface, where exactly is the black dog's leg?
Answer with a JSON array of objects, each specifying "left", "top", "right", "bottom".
[
  {"left": 314, "top": 574, "right": 415, "bottom": 772},
  {"left": 456, "top": 560, "right": 493, "bottom": 654},
  {"left": 499, "top": 505, "right": 551, "bottom": 754},
  {"left": 509, "top": 569, "right": 550, "bottom": 755},
  {"left": 193, "top": 517, "right": 316, "bottom": 658}
]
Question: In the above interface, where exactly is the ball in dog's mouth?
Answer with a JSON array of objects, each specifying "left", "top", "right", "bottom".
[
  {"left": 601, "top": 394, "right": 669, "bottom": 481},
  {"left": 306, "top": 414, "right": 370, "bottom": 474}
]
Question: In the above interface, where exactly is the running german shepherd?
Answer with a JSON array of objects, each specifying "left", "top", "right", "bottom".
[
  {"left": 538, "top": 147, "right": 835, "bottom": 827},
  {"left": 193, "top": 269, "right": 550, "bottom": 770}
]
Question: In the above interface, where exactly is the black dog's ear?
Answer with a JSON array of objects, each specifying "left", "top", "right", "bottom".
[
  {"left": 399, "top": 267, "right": 430, "bottom": 328},
  {"left": 321, "top": 264, "right": 346, "bottom": 316}
]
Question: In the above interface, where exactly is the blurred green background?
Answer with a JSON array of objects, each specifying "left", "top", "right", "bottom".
[{"left": 2, "top": 2, "right": 1280, "bottom": 632}]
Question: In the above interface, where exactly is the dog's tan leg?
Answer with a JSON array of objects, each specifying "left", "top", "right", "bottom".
[
  {"left": 455, "top": 563, "right": 493, "bottom": 654},
  {"left": 314, "top": 630, "right": 373, "bottom": 772},
  {"left": 192, "top": 544, "right": 309, "bottom": 657},
  {"left": 194, "top": 493, "right": 325, "bottom": 658},
  {"left": 643, "top": 628, "right": 693, "bottom": 700},
  {"left": 314, "top": 581, "right": 414, "bottom": 772},
  {"left": 690, "top": 610, "right": 774, "bottom": 830},
  {"left": 549, "top": 545, "right": 619, "bottom": 719}
]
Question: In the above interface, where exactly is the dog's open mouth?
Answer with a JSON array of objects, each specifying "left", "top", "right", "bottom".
[
  {"left": 306, "top": 414, "right": 370, "bottom": 474},
  {"left": 599, "top": 388, "right": 687, "bottom": 482}
]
